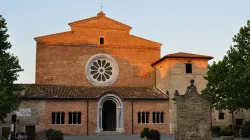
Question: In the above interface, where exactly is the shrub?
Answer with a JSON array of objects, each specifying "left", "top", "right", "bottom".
[
  {"left": 45, "top": 129, "right": 64, "bottom": 140},
  {"left": 140, "top": 128, "right": 150, "bottom": 138},
  {"left": 211, "top": 126, "right": 220, "bottom": 136},
  {"left": 241, "top": 121, "right": 250, "bottom": 138},
  {"left": 219, "top": 126, "right": 232, "bottom": 136},
  {"left": 45, "top": 128, "right": 54, "bottom": 140},
  {"left": 148, "top": 129, "right": 161, "bottom": 140},
  {"left": 50, "top": 130, "right": 64, "bottom": 140}
]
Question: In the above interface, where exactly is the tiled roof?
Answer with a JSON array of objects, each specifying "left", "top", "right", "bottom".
[
  {"left": 152, "top": 52, "right": 213, "bottom": 66},
  {"left": 22, "top": 84, "right": 168, "bottom": 100}
]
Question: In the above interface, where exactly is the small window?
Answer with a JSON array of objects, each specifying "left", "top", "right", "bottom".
[
  {"left": 186, "top": 64, "right": 192, "bottom": 73},
  {"left": 100, "top": 37, "right": 104, "bottom": 44},
  {"left": 52, "top": 112, "right": 65, "bottom": 124},
  {"left": 68, "top": 112, "right": 81, "bottom": 124},
  {"left": 146, "top": 112, "right": 149, "bottom": 123},
  {"left": 219, "top": 112, "right": 225, "bottom": 120},
  {"left": 235, "top": 119, "right": 243, "bottom": 126},
  {"left": 138, "top": 112, "right": 141, "bottom": 123},
  {"left": 138, "top": 112, "right": 149, "bottom": 124},
  {"left": 152, "top": 112, "right": 156, "bottom": 123},
  {"left": 153, "top": 112, "right": 164, "bottom": 123},
  {"left": 160, "top": 112, "right": 164, "bottom": 123}
]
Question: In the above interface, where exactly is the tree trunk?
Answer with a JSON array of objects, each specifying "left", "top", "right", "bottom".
[{"left": 231, "top": 110, "right": 235, "bottom": 136}]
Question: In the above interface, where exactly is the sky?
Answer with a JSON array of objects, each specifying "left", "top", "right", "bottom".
[{"left": 1, "top": 0, "right": 250, "bottom": 83}]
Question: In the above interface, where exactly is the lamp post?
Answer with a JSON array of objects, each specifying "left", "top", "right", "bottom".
[{"left": 11, "top": 114, "right": 16, "bottom": 140}]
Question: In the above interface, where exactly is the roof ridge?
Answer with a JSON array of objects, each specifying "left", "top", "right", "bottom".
[{"left": 152, "top": 52, "right": 213, "bottom": 66}]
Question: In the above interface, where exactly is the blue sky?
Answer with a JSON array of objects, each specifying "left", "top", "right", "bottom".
[{"left": 1, "top": 0, "right": 250, "bottom": 83}]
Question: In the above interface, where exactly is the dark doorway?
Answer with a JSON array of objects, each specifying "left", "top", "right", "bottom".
[
  {"left": 236, "top": 119, "right": 243, "bottom": 126},
  {"left": 2, "top": 127, "right": 10, "bottom": 140},
  {"left": 102, "top": 100, "right": 116, "bottom": 131},
  {"left": 26, "top": 125, "right": 35, "bottom": 140}
]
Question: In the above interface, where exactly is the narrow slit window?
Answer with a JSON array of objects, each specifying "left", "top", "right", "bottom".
[
  {"left": 138, "top": 112, "right": 141, "bottom": 123},
  {"left": 68, "top": 112, "right": 72, "bottom": 124},
  {"left": 146, "top": 112, "right": 149, "bottom": 123},
  {"left": 142, "top": 112, "right": 145, "bottom": 123},
  {"left": 100, "top": 37, "right": 104, "bottom": 44},
  {"left": 160, "top": 112, "right": 164, "bottom": 123},
  {"left": 56, "top": 112, "right": 61, "bottom": 124},
  {"left": 78, "top": 112, "right": 81, "bottom": 124},
  {"left": 52, "top": 112, "right": 55, "bottom": 124},
  {"left": 186, "top": 64, "right": 192, "bottom": 73},
  {"left": 152, "top": 112, "right": 156, "bottom": 123}
]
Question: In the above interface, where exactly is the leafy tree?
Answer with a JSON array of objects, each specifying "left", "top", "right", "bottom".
[
  {"left": 0, "top": 15, "right": 23, "bottom": 123},
  {"left": 202, "top": 20, "right": 250, "bottom": 134}
]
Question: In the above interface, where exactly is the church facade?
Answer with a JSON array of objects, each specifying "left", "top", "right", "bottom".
[{"left": 1, "top": 11, "right": 214, "bottom": 138}]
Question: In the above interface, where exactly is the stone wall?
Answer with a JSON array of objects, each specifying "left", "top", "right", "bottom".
[
  {"left": 0, "top": 100, "right": 45, "bottom": 139},
  {"left": 155, "top": 58, "right": 209, "bottom": 133},
  {"left": 211, "top": 108, "right": 250, "bottom": 126},
  {"left": 175, "top": 80, "right": 212, "bottom": 140}
]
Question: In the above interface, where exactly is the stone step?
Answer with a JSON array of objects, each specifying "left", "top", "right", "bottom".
[{"left": 101, "top": 131, "right": 125, "bottom": 136}]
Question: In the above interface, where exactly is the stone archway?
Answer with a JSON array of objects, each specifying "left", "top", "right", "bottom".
[{"left": 96, "top": 94, "right": 125, "bottom": 134}]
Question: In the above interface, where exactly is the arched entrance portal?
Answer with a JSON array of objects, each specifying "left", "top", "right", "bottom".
[
  {"left": 96, "top": 94, "right": 125, "bottom": 134},
  {"left": 102, "top": 100, "right": 116, "bottom": 131}
]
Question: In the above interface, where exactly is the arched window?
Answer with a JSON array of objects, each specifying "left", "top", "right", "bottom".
[
  {"left": 73, "top": 112, "right": 77, "bottom": 124},
  {"left": 146, "top": 112, "right": 149, "bottom": 123},
  {"left": 138, "top": 112, "right": 141, "bottom": 123},
  {"left": 156, "top": 112, "right": 160, "bottom": 123},
  {"left": 153, "top": 112, "right": 164, "bottom": 124},
  {"left": 51, "top": 112, "right": 65, "bottom": 124},
  {"left": 78, "top": 112, "right": 82, "bottom": 124},
  {"left": 142, "top": 112, "right": 145, "bottom": 123},
  {"left": 68, "top": 112, "right": 82, "bottom": 124},
  {"left": 52, "top": 112, "right": 55, "bottom": 124},
  {"left": 68, "top": 112, "right": 72, "bottom": 124},
  {"left": 152, "top": 112, "right": 156, "bottom": 123},
  {"left": 160, "top": 112, "right": 164, "bottom": 123},
  {"left": 61, "top": 112, "right": 65, "bottom": 124},
  {"left": 138, "top": 111, "right": 149, "bottom": 124},
  {"left": 56, "top": 112, "right": 61, "bottom": 124}
]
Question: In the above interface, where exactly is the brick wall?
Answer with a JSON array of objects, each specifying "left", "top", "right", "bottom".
[
  {"left": 35, "top": 12, "right": 162, "bottom": 87},
  {"left": 35, "top": 45, "right": 159, "bottom": 87},
  {"left": 44, "top": 100, "right": 88, "bottom": 136},
  {"left": 126, "top": 100, "right": 170, "bottom": 134}
]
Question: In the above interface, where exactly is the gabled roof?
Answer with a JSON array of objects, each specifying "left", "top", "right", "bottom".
[
  {"left": 68, "top": 11, "right": 132, "bottom": 31},
  {"left": 152, "top": 52, "right": 213, "bottom": 66},
  {"left": 21, "top": 84, "right": 169, "bottom": 100},
  {"left": 34, "top": 12, "right": 162, "bottom": 47}
]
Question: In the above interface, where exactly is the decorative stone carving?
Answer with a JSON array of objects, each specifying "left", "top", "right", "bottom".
[{"left": 85, "top": 54, "right": 119, "bottom": 86}]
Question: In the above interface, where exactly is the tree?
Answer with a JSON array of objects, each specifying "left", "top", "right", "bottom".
[
  {"left": 0, "top": 15, "right": 23, "bottom": 123},
  {"left": 202, "top": 20, "right": 250, "bottom": 134}
]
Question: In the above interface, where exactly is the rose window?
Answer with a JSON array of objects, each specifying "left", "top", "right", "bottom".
[
  {"left": 85, "top": 54, "right": 119, "bottom": 86},
  {"left": 90, "top": 59, "right": 113, "bottom": 81}
]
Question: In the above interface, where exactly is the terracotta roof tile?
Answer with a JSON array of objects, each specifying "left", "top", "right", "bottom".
[
  {"left": 22, "top": 84, "right": 168, "bottom": 100},
  {"left": 152, "top": 52, "right": 213, "bottom": 66}
]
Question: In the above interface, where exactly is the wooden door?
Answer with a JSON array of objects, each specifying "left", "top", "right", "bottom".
[{"left": 26, "top": 126, "right": 35, "bottom": 140}]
